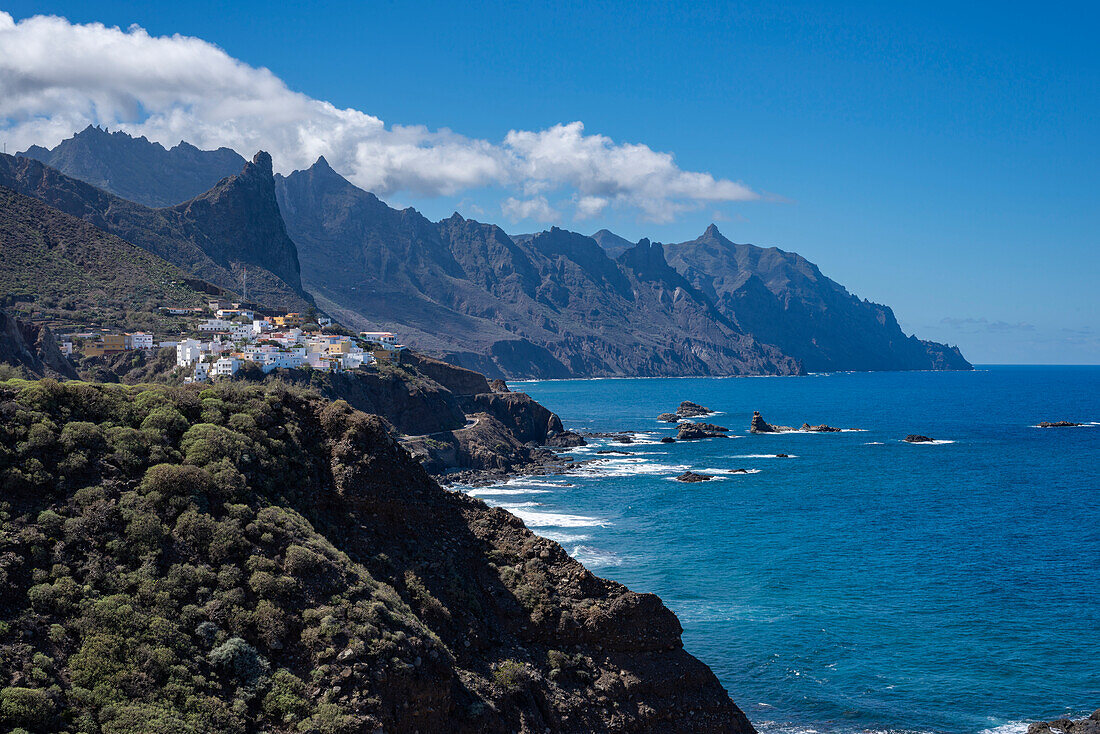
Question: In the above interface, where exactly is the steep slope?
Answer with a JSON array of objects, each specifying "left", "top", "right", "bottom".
[
  {"left": 19, "top": 125, "right": 247, "bottom": 207},
  {"left": 0, "top": 152, "right": 309, "bottom": 312},
  {"left": 276, "top": 159, "right": 800, "bottom": 378},
  {"left": 0, "top": 185, "right": 218, "bottom": 332},
  {"left": 662, "top": 225, "right": 972, "bottom": 372},
  {"left": 0, "top": 309, "right": 77, "bottom": 379},
  {"left": 0, "top": 378, "right": 753, "bottom": 733}
]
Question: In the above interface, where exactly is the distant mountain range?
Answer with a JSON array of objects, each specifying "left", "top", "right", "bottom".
[{"left": 6, "top": 128, "right": 970, "bottom": 376}]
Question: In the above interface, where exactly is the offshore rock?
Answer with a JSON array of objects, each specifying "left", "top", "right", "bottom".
[
  {"left": 658, "top": 412, "right": 680, "bottom": 422},
  {"left": 801, "top": 422, "right": 841, "bottom": 432},
  {"left": 677, "top": 471, "right": 714, "bottom": 482},
  {"left": 904, "top": 435, "right": 935, "bottom": 443},
  {"left": 1038, "top": 421, "right": 1082, "bottom": 428},
  {"left": 677, "top": 401, "right": 713, "bottom": 417},
  {"left": 749, "top": 411, "right": 794, "bottom": 433},
  {"left": 677, "top": 423, "right": 730, "bottom": 441}
]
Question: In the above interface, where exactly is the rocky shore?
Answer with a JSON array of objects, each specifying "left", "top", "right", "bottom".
[{"left": 1027, "top": 710, "right": 1100, "bottom": 734}]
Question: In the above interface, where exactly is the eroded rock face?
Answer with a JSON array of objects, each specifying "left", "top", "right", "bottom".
[{"left": 0, "top": 309, "right": 78, "bottom": 379}]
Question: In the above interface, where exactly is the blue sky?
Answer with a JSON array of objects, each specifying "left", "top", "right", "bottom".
[{"left": 2, "top": 1, "right": 1097, "bottom": 363}]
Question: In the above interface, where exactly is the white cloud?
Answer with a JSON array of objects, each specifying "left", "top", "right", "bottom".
[
  {"left": 501, "top": 196, "right": 560, "bottom": 223},
  {"left": 0, "top": 11, "right": 762, "bottom": 221}
]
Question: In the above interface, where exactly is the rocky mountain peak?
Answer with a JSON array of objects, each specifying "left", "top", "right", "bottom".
[{"left": 249, "top": 150, "right": 273, "bottom": 175}]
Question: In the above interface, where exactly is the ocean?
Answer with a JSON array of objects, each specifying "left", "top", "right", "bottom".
[{"left": 461, "top": 366, "right": 1099, "bottom": 734}]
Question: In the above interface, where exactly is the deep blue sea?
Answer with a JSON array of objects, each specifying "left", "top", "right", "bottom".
[{"left": 465, "top": 366, "right": 1100, "bottom": 734}]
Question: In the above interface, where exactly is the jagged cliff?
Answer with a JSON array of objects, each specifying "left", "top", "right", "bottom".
[
  {"left": 0, "top": 151, "right": 309, "bottom": 312},
  {"left": 0, "top": 309, "right": 77, "bottom": 379},
  {"left": 274, "top": 158, "right": 800, "bottom": 378},
  {"left": 19, "top": 125, "right": 247, "bottom": 208},
  {"left": 0, "top": 378, "right": 753, "bottom": 733}
]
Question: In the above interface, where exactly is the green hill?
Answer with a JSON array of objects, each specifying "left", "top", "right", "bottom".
[
  {"left": 0, "top": 378, "right": 748, "bottom": 733},
  {"left": 0, "top": 186, "right": 222, "bottom": 334}
]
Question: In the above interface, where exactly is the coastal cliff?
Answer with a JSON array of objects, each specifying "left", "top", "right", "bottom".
[{"left": 0, "top": 378, "right": 752, "bottom": 733}]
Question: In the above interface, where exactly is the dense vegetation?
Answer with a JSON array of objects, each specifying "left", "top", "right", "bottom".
[
  {"left": 0, "top": 378, "right": 438, "bottom": 732},
  {"left": 0, "top": 378, "right": 747, "bottom": 733},
  {"left": 0, "top": 187, "right": 213, "bottom": 334}
]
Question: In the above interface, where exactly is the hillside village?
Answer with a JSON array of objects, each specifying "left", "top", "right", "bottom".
[{"left": 57, "top": 299, "right": 404, "bottom": 383}]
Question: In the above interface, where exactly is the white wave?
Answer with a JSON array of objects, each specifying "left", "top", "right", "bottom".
[
  {"left": 494, "top": 501, "right": 543, "bottom": 509},
  {"left": 568, "top": 456, "right": 690, "bottom": 477},
  {"left": 976, "top": 723, "right": 1029, "bottom": 734},
  {"left": 467, "top": 487, "right": 550, "bottom": 496},
  {"left": 569, "top": 545, "right": 623, "bottom": 567},
  {"left": 510, "top": 509, "right": 609, "bottom": 528},
  {"left": 540, "top": 531, "right": 591, "bottom": 543},
  {"left": 700, "top": 467, "right": 762, "bottom": 475},
  {"left": 864, "top": 441, "right": 884, "bottom": 445},
  {"left": 503, "top": 478, "right": 572, "bottom": 487},
  {"left": 903, "top": 439, "right": 955, "bottom": 445}
]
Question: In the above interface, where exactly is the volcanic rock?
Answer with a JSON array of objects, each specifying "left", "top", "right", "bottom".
[
  {"left": 801, "top": 422, "right": 841, "bottom": 432},
  {"left": 658, "top": 412, "right": 680, "bottom": 422},
  {"left": 660, "top": 437, "right": 677, "bottom": 443},
  {"left": 749, "top": 411, "right": 794, "bottom": 433},
  {"left": 1038, "top": 421, "right": 1082, "bottom": 428},
  {"left": 677, "top": 471, "right": 714, "bottom": 483},
  {"left": 677, "top": 401, "right": 713, "bottom": 417},
  {"left": 677, "top": 423, "right": 730, "bottom": 440},
  {"left": 904, "top": 435, "right": 935, "bottom": 443},
  {"left": 1027, "top": 710, "right": 1100, "bottom": 734}
]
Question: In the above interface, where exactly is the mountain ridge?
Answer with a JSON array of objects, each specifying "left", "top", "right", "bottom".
[
  {"left": 0, "top": 150, "right": 310, "bottom": 312},
  {"left": 8, "top": 128, "right": 970, "bottom": 376}
]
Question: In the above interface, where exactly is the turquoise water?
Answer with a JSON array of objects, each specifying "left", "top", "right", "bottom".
[{"left": 472, "top": 367, "right": 1100, "bottom": 734}]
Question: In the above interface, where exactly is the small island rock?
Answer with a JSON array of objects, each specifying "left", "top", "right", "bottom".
[
  {"left": 677, "top": 422, "right": 730, "bottom": 440},
  {"left": 1038, "top": 420, "right": 1082, "bottom": 428},
  {"left": 676, "top": 471, "right": 713, "bottom": 482},
  {"left": 677, "top": 401, "right": 713, "bottom": 417},
  {"left": 904, "top": 435, "right": 935, "bottom": 443}
]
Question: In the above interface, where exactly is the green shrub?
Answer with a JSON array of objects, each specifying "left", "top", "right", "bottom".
[
  {"left": 0, "top": 686, "right": 54, "bottom": 727},
  {"left": 208, "top": 637, "right": 269, "bottom": 689}
]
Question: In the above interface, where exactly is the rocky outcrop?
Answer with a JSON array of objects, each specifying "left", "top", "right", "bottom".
[
  {"left": 658, "top": 413, "right": 680, "bottom": 422},
  {"left": 749, "top": 411, "right": 794, "bottom": 433},
  {"left": 904, "top": 435, "right": 935, "bottom": 443},
  {"left": 1038, "top": 421, "right": 1083, "bottom": 428},
  {"left": 403, "top": 351, "right": 492, "bottom": 396},
  {"left": 0, "top": 309, "right": 77, "bottom": 379},
  {"left": 677, "top": 472, "right": 714, "bottom": 482},
  {"left": 677, "top": 401, "right": 713, "bottom": 417},
  {"left": 677, "top": 423, "right": 730, "bottom": 440},
  {"left": 751, "top": 412, "right": 846, "bottom": 433},
  {"left": 489, "top": 379, "right": 511, "bottom": 392},
  {"left": 800, "top": 422, "right": 841, "bottom": 432},
  {"left": 1027, "top": 710, "right": 1100, "bottom": 734}
]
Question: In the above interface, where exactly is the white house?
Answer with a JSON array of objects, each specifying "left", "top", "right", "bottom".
[
  {"left": 214, "top": 356, "right": 240, "bottom": 377},
  {"left": 359, "top": 331, "right": 402, "bottom": 350},
  {"left": 60, "top": 341, "right": 73, "bottom": 356},
  {"left": 176, "top": 339, "right": 203, "bottom": 367},
  {"left": 125, "top": 332, "right": 154, "bottom": 350},
  {"left": 187, "top": 362, "right": 211, "bottom": 383},
  {"left": 198, "top": 318, "right": 234, "bottom": 332}
]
